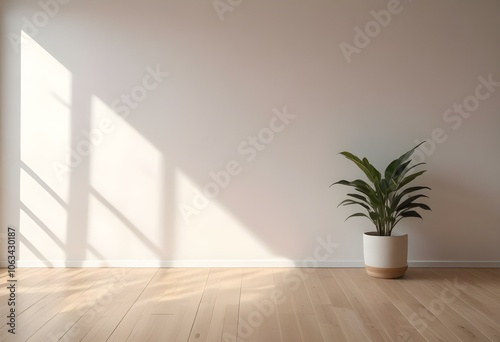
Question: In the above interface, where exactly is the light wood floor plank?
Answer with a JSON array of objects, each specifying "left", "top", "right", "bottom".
[
  {"left": 299, "top": 268, "right": 347, "bottom": 341},
  {"left": 25, "top": 268, "right": 111, "bottom": 341},
  {"left": 270, "top": 268, "right": 324, "bottom": 341},
  {"left": 366, "top": 270, "right": 461, "bottom": 341},
  {"left": 331, "top": 269, "right": 392, "bottom": 341},
  {"left": 67, "top": 269, "right": 157, "bottom": 342},
  {"left": 176, "top": 268, "right": 213, "bottom": 341},
  {"left": 463, "top": 269, "right": 500, "bottom": 298},
  {"left": 0, "top": 268, "right": 92, "bottom": 341},
  {"left": 415, "top": 269, "right": 500, "bottom": 341},
  {"left": 106, "top": 268, "right": 173, "bottom": 342},
  {"left": 272, "top": 268, "right": 305, "bottom": 342},
  {"left": 80, "top": 269, "right": 158, "bottom": 342},
  {"left": 431, "top": 269, "right": 500, "bottom": 321},
  {"left": 0, "top": 267, "right": 68, "bottom": 321},
  {"left": 237, "top": 268, "right": 281, "bottom": 342},
  {"left": 1, "top": 267, "right": 499, "bottom": 342},
  {"left": 346, "top": 268, "right": 428, "bottom": 342},
  {"left": 318, "top": 267, "right": 374, "bottom": 342},
  {"left": 144, "top": 268, "right": 210, "bottom": 341},
  {"left": 403, "top": 268, "right": 495, "bottom": 341},
  {"left": 287, "top": 269, "right": 324, "bottom": 342},
  {"left": 188, "top": 268, "right": 242, "bottom": 342}
]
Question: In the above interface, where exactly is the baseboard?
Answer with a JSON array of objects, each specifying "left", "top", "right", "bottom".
[
  {"left": 407, "top": 260, "right": 500, "bottom": 268},
  {"left": 1, "top": 259, "right": 499, "bottom": 268},
  {"left": 2, "top": 259, "right": 363, "bottom": 268}
]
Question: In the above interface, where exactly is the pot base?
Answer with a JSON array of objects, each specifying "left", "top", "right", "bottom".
[{"left": 365, "top": 265, "right": 408, "bottom": 279}]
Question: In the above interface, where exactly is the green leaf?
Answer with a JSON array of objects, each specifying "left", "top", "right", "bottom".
[
  {"left": 396, "top": 194, "right": 429, "bottom": 212},
  {"left": 384, "top": 142, "right": 425, "bottom": 180},
  {"left": 396, "top": 162, "right": 426, "bottom": 183},
  {"left": 393, "top": 160, "right": 412, "bottom": 181},
  {"left": 338, "top": 199, "right": 371, "bottom": 211},
  {"left": 330, "top": 179, "right": 351, "bottom": 187},
  {"left": 392, "top": 186, "right": 431, "bottom": 211},
  {"left": 400, "top": 203, "right": 431, "bottom": 211},
  {"left": 349, "top": 179, "right": 380, "bottom": 205},
  {"left": 347, "top": 193, "right": 370, "bottom": 203},
  {"left": 339, "top": 152, "right": 380, "bottom": 183},
  {"left": 379, "top": 179, "right": 390, "bottom": 195},
  {"left": 384, "top": 158, "right": 403, "bottom": 181},
  {"left": 369, "top": 211, "right": 380, "bottom": 221},
  {"left": 397, "top": 170, "right": 427, "bottom": 190},
  {"left": 362, "top": 157, "right": 381, "bottom": 181},
  {"left": 399, "top": 210, "right": 423, "bottom": 219},
  {"left": 345, "top": 212, "right": 371, "bottom": 221},
  {"left": 396, "top": 186, "right": 431, "bottom": 199},
  {"left": 397, "top": 141, "right": 426, "bottom": 164}
]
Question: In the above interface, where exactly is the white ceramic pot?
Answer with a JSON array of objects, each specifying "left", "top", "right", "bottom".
[{"left": 363, "top": 232, "right": 408, "bottom": 279}]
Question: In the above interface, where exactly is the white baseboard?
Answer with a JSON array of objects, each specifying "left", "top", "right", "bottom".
[
  {"left": 407, "top": 261, "right": 500, "bottom": 268},
  {"left": 1, "top": 259, "right": 499, "bottom": 268}
]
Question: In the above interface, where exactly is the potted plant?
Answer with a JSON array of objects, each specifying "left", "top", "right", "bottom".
[{"left": 331, "top": 142, "right": 431, "bottom": 278}]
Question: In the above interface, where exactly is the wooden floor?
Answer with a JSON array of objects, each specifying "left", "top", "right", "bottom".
[{"left": 1, "top": 268, "right": 499, "bottom": 341}]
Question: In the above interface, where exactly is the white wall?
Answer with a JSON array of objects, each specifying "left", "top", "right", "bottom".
[{"left": 1, "top": 0, "right": 499, "bottom": 267}]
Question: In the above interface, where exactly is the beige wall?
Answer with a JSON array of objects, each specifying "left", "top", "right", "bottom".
[{"left": 1, "top": 0, "right": 499, "bottom": 267}]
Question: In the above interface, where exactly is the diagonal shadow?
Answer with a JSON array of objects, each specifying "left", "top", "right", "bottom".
[
  {"left": 89, "top": 186, "right": 165, "bottom": 259},
  {"left": 20, "top": 161, "right": 68, "bottom": 209},
  {"left": 20, "top": 202, "right": 66, "bottom": 250},
  {"left": 86, "top": 243, "right": 107, "bottom": 261},
  {"left": 18, "top": 233, "right": 54, "bottom": 267},
  {"left": 20, "top": 201, "right": 107, "bottom": 263},
  {"left": 65, "top": 75, "right": 91, "bottom": 262}
]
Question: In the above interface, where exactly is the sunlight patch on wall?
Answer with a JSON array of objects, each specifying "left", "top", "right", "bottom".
[
  {"left": 20, "top": 30, "right": 71, "bottom": 202},
  {"left": 20, "top": 31, "right": 71, "bottom": 263},
  {"left": 87, "top": 192, "right": 158, "bottom": 262},
  {"left": 174, "top": 169, "right": 281, "bottom": 261},
  {"left": 19, "top": 170, "right": 67, "bottom": 262},
  {"left": 88, "top": 96, "right": 165, "bottom": 260},
  {"left": 20, "top": 168, "right": 68, "bottom": 249}
]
